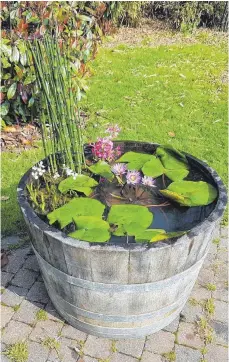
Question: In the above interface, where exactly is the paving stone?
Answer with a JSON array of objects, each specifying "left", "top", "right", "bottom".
[
  {"left": 1, "top": 272, "right": 14, "bottom": 287},
  {"left": 213, "top": 282, "right": 228, "bottom": 302},
  {"left": 214, "top": 264, "right": 228, "bottom": 282},
  {"left": 116, "top": 338, "right": 145, "bottom": 358},
  {"left": 2, "top": 320, "right": 32, "bottom": 345},
  {"left": 177, "top": 322, "right": 203, "bottom": 349},
  {"left": 27, "top": 341, "right": 49, "bottom": 362},
  {"left": 213, "top": 300, "right": 228, "bottom": 323},
  {"left": 78, "top": 357, "right": 97, "bottom": 362},
  {"left": 13, "top": 299, "right": 43, "bottom": 325},
  {"left": 1, "top": 306, "right": 14, "bottom": 328},
  {"left": 175, "top": 345, "right": 202, "bottom": 362},
  {"left": 219, "top": 237, "right": 228, "bottom": 248},
  {"left": 145, "top": 330, "right": 175, "bottom": 354},
  {"left": 11, "top": 268, "right": 38, "bottom": 289},
  {"left": 205, "top": 344, "right": 228, "bottom": 361},
  {"left": 1, "top": 355, "right": 10, "bottom": 362},
  {"left": 141, "top": 350, "right": 162, "bottom": 362},
  {"left": 83, "top": 335, "right": 112, "bottom": 359},
  {"left": 210, "top": 320, "right": 228, "bottom": 345},
  {"left": 163, "top": 316, "right": 180, "bottom": 333},
  {"left": 198, "top": 268, "right": 215, "bottom": 285},
  {"left": 47, "top": 337, "right": 80, "bottom": 362},
  {"left": 26, "top": 281, "right": 49, "bottom": 304},
  {"left": 61, "top": 324, "right": 87, "bottom": 341},
  {"left": 29, "top": 320, "right": 62, "bottom": 343},
  {"left": 2, "top": 247, "right": 31, "bottom": 274},
  {"left": 217, "top": 248, "right": 228, "bottom": 263},
  {"left": 23, "top": 255, "right": 40, "bottom": 272},
  {"left": 1, "top": 287, "right": 25, "bottom": 307},
  {"left": 1, "top": 235, "right": 21, "bottom": 249},
  {"left": 45, "top": 301, "right": 63, "bottom": 322},
  {"left": 8, "top": 284, "right": 29, "bottom": 298},
  {"left": 180, "top": 302, "right": 203, "bottom": 323},
  {"left": 220, "top": 227, "right": 228, "bottom": 238},
  {"left": 110, "top": 353, "right": 138, "bottom": 362}
]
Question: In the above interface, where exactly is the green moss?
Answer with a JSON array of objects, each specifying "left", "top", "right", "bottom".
[
  {"left": 35, "top": 310, "right": 48, "bottom": 321},
  {"left": 205, "top": 283, "right": 216, "bottom": 291},
  {"left": 163, "top": 351, "right": 176, "bottom": 361},
  {"left": 189, "top": 297, "right": 199, "bottom": 306},
  {"left": 111, "top": 341, "right": 117, "bottom": 353},
  {"left": 212, "top": 238, "right": 220, "bottom": 245},
  {"left": 13, "top": 305, "right": 20, "bottom": 312},
  {"left": 1, "top": 288, "right": 6, "bottom": 294},
  {"left": 201, "top": 346, "right": 208, "bottom": 355},
  {"left": 3, "top": 342, "right": 28, "bottom": 362},
  {"left": 197, "top": 316, "right": 214, "bottom": 344},
  {"left": 203, "top": 298, "right": 215, "bottom": 317},
  {"left": 42, "top": 337, "right": 60, "bottom": 350},
  {"left": 1, "top": 301, "right": 8, "bottom": 307}
]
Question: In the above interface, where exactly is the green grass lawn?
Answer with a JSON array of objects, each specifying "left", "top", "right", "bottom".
[{"left": 1, "top": 35, "right": 228, "bottom": 236}]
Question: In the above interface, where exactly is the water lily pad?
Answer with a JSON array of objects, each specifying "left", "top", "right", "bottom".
[
  {"left": 116, "top": 152, "right": 152, "bottom": 170},
  {"left": 69, "top": 216, "right": 110, "bottom": 242},
  {"left": 108, "top": 204, "right": 153, "bottom": 236},
  {"left": 58, "top": 175, "right": 98, "bottom": 196},
  {"left": 69, "top": 228, "right": 110, "bottom": 242},
  {"left": 156, "top": 146, "right": 188, "bottom": 170},
  {"left": 47, "top": 198, "right": 105, "bottom": 228},
  {"left": 88, "top": 161, "right": 114, "bottom": 180},
  {"left": 160, "top": 181, "right": 217, "bottom": 207},
  {"left": 135, "top": 229, "right": 186, "bottom": 242},
  {"left": 142, "top": 157, "right": 164, "bottom": 178}
]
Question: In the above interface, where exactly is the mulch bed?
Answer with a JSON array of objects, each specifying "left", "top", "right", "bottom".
[{"left": 1, "top": 124, "right": 41, "bottom": 152}]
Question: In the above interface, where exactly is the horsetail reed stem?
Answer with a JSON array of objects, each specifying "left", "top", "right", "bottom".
[{"left": 29, "top": 34, "right": 84, "bottom": 174}]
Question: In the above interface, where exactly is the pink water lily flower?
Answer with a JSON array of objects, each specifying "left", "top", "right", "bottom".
[
  {"left": 112, "top": 163, "right": 127, "bottom": 176},
  {"left": 142, "top": 176, "right": 156, "bottom": 187},
  {"left": 126, "top": 170, "right": 141, "bottom": 185}
]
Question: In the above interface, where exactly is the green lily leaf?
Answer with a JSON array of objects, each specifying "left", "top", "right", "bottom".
[
  {"left": 164, "top": 168, "right": 189, "bottom": 182},
  {"left": 47, "top": 198, "right": 105, "bottom": 228},
  {"left": 135, "top": 229, "right": 186, "bottom": 242},
  {"left": 69, "top": 216, "right": 110, "bottom": 242},
  {"left": 88, "top": 161, "right": 114, "bottom": 181},
  {"left": 7, "top": 83, "right": 17, "bottom": 100},
  {"left": 116, "top": 152, "right": 152, "bottom": 170},
  {"left": 135, "top": 229, "right": 165, "bottom": 242},
  {"left": 142, "top": 157, "right": 164, "bottom": 178},
  {"left": 58, "top": 175, "right": 98, "bottom": 196},
  {"left": 69, "top": 228, "right": 110, "bottom": 242},
  {"left": 108, "top": 205, "right": 153, "bottom": 236},
  {"left": 156, "top": 146, "right": 188, "bottom": 171},
  {"left": 73, "top": 216, "right": 110, "bottom": 231},
  {"left": 160, "top": 181, "right": 217, "bottom": 207}
]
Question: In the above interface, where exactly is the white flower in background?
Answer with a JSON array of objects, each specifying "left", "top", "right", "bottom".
[
  {"left": 31, "top": 161, "right": 46, "bottom": 180},
  {"left": 53, "top": 172, "right": 60, "bottom": 180},
  {"left": 62, "top": 164, "right": 78, "bottom": 180},
  {"left": 72, "top": 172, "right": 78, "bottom": 180}
]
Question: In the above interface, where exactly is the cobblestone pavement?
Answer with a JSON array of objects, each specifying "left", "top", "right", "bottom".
[{"left": 1, "top": 227, "right": 228, "bottom": 362}]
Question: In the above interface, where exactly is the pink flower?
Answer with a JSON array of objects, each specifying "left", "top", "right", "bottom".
[
  {"left": 112, "top": 163, "right": 127, "bottom": 175},
  {"left": 92, "top": 137, "right": 114, "bottom": 160},
  {"left": 105, "top": 124, "right": 121, "bottom": 139},
  {"left": 142, "top": 176, "right": 156, "bottom": 187},
  {"left": 126, "top": 170, "right": 141, "bottom": 185}
]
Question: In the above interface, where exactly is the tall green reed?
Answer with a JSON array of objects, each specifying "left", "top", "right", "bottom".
[{"left": 29, "top": 34, "right": 85, "bottom": 174}]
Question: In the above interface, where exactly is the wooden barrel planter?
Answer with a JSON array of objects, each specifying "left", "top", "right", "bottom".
[{"left": 17, "top": 142, "right": 227, "bottom": 339}]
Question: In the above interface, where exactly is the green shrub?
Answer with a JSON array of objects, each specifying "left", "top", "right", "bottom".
[{"left": 0, "top": 1, "right": 102, "bottom": 125}]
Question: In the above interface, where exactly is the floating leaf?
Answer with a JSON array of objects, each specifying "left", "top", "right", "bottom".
[
  {"left": 156, "top": 146, "right": 188, "bottom": 170},
  {"left": 164, "top": 168, "right": 189, "bottom": 182},
  {"left": 69, "top": 216, "right": 110, "bottom": 242},
  {"left": 116, "top": 152, "right": 152, "bottom": 170},
  {"left": 142, "top": 157, "right": 164, "bottom": 178},
  {"left": 160, "top": 181, "right": 217, "bottom": 207},
  {"left": 7, "top": 83, "right": 17, "bottom": 100},
  {"left": 135, "top": 229, "right": 165, "bottom": 242},
  {"left": 69, "top": 228, "right": 110, "bottom": 242},
  {"left": 58, "top": 175, "right": 98, "bottom": 196},
  {"left": 47, "top": 198, "right": 105, "bottom": 228},
  {"left": 88, "top": 161, "right": 114, "bottom": 181},
  {"left": 135, "top": 229, "right": 186, "bottom": 242},
  {"left": 108, "top": 205, "right": 153, "bottom": 236}
]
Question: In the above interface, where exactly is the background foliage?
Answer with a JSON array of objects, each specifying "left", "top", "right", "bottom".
[{"left": 1, "top": 1, "right": 227, "bottom": 126}]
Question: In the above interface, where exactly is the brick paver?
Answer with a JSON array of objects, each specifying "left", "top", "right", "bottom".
[{"left": 1, "top": 226, "right": 228, "bottom": 361}]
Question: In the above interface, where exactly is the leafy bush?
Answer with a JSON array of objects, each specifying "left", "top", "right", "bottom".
[
  {"left": 144, "top": 2, "right": 228, "bottom": 32},
  {"left": 0, "top": 1, "right": 102, "bottom": 125}
]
